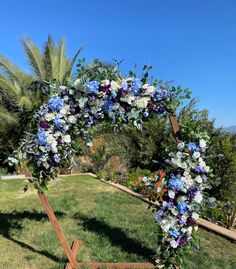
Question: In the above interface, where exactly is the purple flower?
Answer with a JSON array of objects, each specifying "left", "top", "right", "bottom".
[
  {"left": 178, "top": 237, "right": 187, "bottom": 247},
  {"left": 187, "top": 185, "right": 198, "bottom": 200},
  {"left": 148, "top": 103, "right": 157, "bottom": 111},
  {"left": 48, "top": 96, "right": 64, "bottom": 112},
  {"left": 187, "top": 217, "right": 195, "bottom": 226},
  {"left": 39, "top": 120, "right": 49, "bottom": 129},
  {"left": 194, "top": 165, "right": 205, "bottom": 174}
]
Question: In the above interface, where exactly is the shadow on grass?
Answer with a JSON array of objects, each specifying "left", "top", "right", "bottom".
[
  {"left": 74, "top": 212, "right": 155, "bottom": 261},
  {"left": 0, "top": 210, "right": 66, "bottom": 263}
]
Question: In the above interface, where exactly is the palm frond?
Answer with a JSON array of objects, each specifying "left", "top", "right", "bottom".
[
  {"left": 0, "top": 55, "right": 34, "bottom": 87},
  {"left": 56, "top": 38, "right": 70, "bottom": 83},
  {"left": 68, "top": 46, "right": 84, "bottom": 76},
  {"left": 43, "top": 35, "right": 57, "bottom": 81},
  {"left": 0, "top": 106, "right": 19, "bottom": 133},
  {"left": 21, "top": 37, "right": 45, "bottom": 80}
]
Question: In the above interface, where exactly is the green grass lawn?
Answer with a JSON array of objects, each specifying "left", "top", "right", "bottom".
[{"left": 0, "top": 175, "right": 235, "bottom": 269}]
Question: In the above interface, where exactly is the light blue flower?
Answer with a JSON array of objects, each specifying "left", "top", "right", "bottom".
[
  {"left": 86, "top": 81, "right": 99, "bottom": 95},
  {"left": 131, "top": 78, "right": 142, "bottom": 95},
  {"left": 111, "top": 91, "right": 117, "bottom": 98},
  {"left": 48, "top": 96, "right": 64, "bottom": 112},
  {"left": 54, "top": 117, "right": 63, "bottom": 130},
  {"left": 188, "top": 142, "right": 199, "bottom": 152},
  {"left": 177, "top": 202, "right": 188, "bottom": 214},
  {"left": 37, "top": 128, "right": 48, "bottom": 145},
  {"left": 169, "top": 177, "right": 185, "bottom": 191},
  {"left": 169, "top": 228, "right": 181, "bottom": 238},
  {"left": 143, "top": 111, "right": 149, "bottom": 118}
]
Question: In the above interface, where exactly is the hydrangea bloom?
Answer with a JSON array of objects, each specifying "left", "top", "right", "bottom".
[{"left": 48, "top": 96, "right": 64, "bottom": 112}]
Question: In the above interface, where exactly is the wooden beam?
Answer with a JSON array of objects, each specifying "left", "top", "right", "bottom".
[
  {"left": 169, "top": 114, "right": 181, "bottom": 143},
  {"left": 37, "top": 192, "right": 78, "bottom": 269},
  {"left": 77, "top": 262, "right": 155, "bottom": 268},
  {"left": 66, "top": 240, "right": 80, "bottom": 269}
]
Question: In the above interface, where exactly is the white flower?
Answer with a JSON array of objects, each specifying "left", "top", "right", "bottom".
[
  {"left": 193, "top": 152, "right": 201, "bottom": 159},
  {"left": 168, "top": 190, "right": 175, "bottom": 199},
  {"left": 170, "top": 240, "right": 178, "bottom": 248},
  {"left": 110, "top": 81, "right": 119, "bottom": 91},
  {"left": 199, "top": 160, "right": 206, "bottom": 168},
  {"left": 45, "top": 112, "right": 55, "bottom": 121},
  {"left": 194, "top": 225, "right": 199, "bottom": 231},
  {"left": 205, "top": 166, "right": 210, "bottom": 172},
  {"left": 195, "top": 175, "right": 202, "bottom": 183},
  {"left": 68, "top": 115, "right": 76, "bottom": 124},
  {"left": 62, "top": 135, "right": 71, "bottom": 144},
  {"left": 192, "top": 212, "right": 199, "bottom": 220},
  {"left": 186, "top": 226, "right": 193, "bottom": 234},
  {"left": 199, "top": 139, "right": 206, "bottom": 148},
  {"left": 143, "top": 84, "right": 155, "bottom": 95},
  {"left": 194, "top": 191, "right": 203, "bottom": 203},
  {"left": 177, "top": 142, "right": 185, "bottom": 150},
  {"left": 73, "top": 79, "right": 81, "bottom": 89},
  {"left": 136, "top": 97, "right": 149, "bottom": 109},
  {"left": 63, "top": 96, "right": 69, "bottom": 101},
  {"left": 100, "top": 79, "right": 110, "bottom": 86},
  {"left": 125, "top": 95, "right": 136, "bottom": 105},
  {"left": 69, "top": 89, "right": 74, "bottom": 95}
]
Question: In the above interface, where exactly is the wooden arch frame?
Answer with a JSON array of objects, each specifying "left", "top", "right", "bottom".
[{"left": 37, "top": 114, "right": 180, "bottom": 269}]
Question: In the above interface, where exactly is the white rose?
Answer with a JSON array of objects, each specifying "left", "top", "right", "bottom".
[
  {"left": 170, "top": 240, "right": 178, "bottom": 248},
  {"left": 73, "top": 79, "right": 81, "bottom": 89},
  {"left": 110, "top": 81, "right": 119, "bottom": 91},
  {"left": 193, "top": 152, "right": 201, "bottom": 159},
  {"left": 194, "top": 191, "right": 203, "bottom": 203},
  {"left": 45, "top": 113, "right": 55, "bottom": 121},
  {"left": 63, "top": 135, "right": 71, "bottom": 144},
  {"left": 177, "top": 142, "right": 185, "bottom": 150},
  {"left": 136, "top": 97, "right": 149, "bottom": 108},
  {"left": 195, "top": 175, "right": 202, "bottom": 183},
  {"left": 168, "top": 190, "right": 175, "bottom": 199},
  {"left": 192, "top": 212, "right": 199, "bottom": 220},
  {"left": 100, "top": 79, "right": 110, "bottom": 86},
  {"left": 144, "top": 84, "right": 155, "bottom": 95},
  {"left": 199, "top": 139, "right": 206, "bottom": 148},
  {"left": 205, "top": 166, "right": 210, "bottom": 172},
  {"left": 68, "top": 115, "right": 76, "bottom": 124}
]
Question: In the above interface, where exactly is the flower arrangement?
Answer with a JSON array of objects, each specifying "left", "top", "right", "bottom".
[
  {"left": 12, "top": 65, "right": 190, "bottom": 192},
  {"left": 143, "top": 139, "right": 211, "bottom": 268}
]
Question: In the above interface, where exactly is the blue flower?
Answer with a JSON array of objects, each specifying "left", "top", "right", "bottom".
[
  {"left": 168, "top": 177, "right": 185, "bottom": 191},
  {"left": 103, "top": 98, "right": 115, "bottom": 113},
  {"left": 54, "top": 117, "right": 63, "bottom": 130},
  {"left": 37, "top": 128, "right": 47, "bottom": 145},
  {"left": 177, "top": 202, "right": 188, "bottom": 214},
  {"left": 169, "top": 228, "right": 181, "bottom": 238},
  {"left": 188, "top": 142, "right": 199, "bottom": 152},
  {"left": 131, "top": 78, "right": 142, "bottom": 95},
  {"left": 154, "top": 89, "right": 169, "bottom": 101},
  {"left": 48, "top": 96, "right": 64, "bottom": 112},
  {"left": 86, "top": 81, "right": 99, "bottom": 95}
]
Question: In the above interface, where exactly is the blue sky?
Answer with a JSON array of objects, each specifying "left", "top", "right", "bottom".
[{"left": 1, "top": 0, "right": 235, "bottom": 127}]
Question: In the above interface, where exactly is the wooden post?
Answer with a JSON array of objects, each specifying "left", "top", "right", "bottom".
[
  {"left": 169, "top": 114, "right": 181, "bottom": 143},
  {"left": 37, "top": 192, "right": 78, "bottom": 269}
]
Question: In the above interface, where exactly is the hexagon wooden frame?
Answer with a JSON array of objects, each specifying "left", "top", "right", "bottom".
[{"left": 37, "top": 115, "right": 180, "bottom": 269}]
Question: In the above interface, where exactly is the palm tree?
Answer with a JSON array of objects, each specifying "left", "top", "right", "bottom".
[{"left": 0, "top": 36, "right": 82, "bottom": 166}]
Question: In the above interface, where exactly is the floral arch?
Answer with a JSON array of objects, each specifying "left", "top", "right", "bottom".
[{"left": 14, "top": 64, "right": 210, "bottom": 269}]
